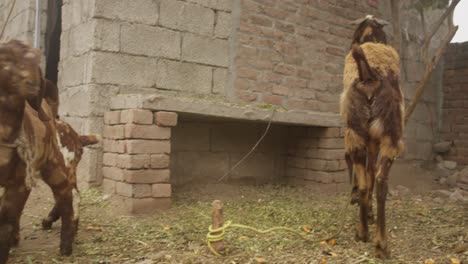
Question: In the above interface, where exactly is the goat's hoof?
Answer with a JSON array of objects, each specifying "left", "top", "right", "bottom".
[
  {"left": 350, "top": 189, "right": 360, "bottom": 205},
  {"left": 375, "top": 246, "right": 390, "bottom": 259},
  {"left": 60, "top": 245, "right": 73, "bottom": 256},
  {"left": 368, "top": 212, "right": 375, "bottom": 225},
  {"left": 375, "top": 238, "right": 390, "bottom": 259},
  {"left": 42, "top": 219, "right": 53, "bottom": 230},
  {"left": 354, "top": 226, "right": 369, "bottom": 242}
]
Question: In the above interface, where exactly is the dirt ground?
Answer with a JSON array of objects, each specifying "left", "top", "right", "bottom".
[{"left": 4, "top": 161, "right": 468, "bottom": 264}]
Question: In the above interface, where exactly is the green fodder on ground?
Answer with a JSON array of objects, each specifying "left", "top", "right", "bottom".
[{"left": 8, "top": 183, "right": 468, "bottom": 264}]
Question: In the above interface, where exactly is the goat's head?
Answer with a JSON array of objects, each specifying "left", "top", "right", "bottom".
[
  {"left": 350, "top": 15, "right": 389, "bottom": 46},
  {"left": 0, "top": 40, "right": 49, "bottom": 120}
]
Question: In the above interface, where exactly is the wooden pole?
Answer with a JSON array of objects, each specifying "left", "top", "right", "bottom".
[{"left": 211, "top": 200, "right": 225, "bottom": 254}]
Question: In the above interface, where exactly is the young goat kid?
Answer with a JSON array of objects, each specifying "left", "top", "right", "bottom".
[
  {"left": 340, "top": 16, "right": 404, "bottom": 259},
  {"left": 0, "top": 40, "right": 96, "bottom": 263}
]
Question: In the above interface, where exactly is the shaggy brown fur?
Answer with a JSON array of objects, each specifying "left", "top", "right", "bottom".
[
  {"left": 340, "top": 17, "right": 404, "bottom": 259},
  {"left": 0, "top": 40, "right": 98, "bottom": 264}
]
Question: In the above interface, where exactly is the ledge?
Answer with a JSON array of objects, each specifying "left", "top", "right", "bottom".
[{"left": 110, "top": 95, "right": 342, "bottom": 127}]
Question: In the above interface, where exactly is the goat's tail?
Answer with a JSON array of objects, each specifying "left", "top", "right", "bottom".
[
  {"left": 351, "top": 43, "right": 376, "bottom": 82},
  {"left": 79, "top": 134, "right": 101, "bottom": 147}
]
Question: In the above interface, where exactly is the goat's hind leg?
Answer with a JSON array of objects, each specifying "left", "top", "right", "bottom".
[
  {"left": 346, "top": 153, "right": 360, "bottom": 205},
  {"left": 42, "top": 168, "right": 76, "bottom": 256},
  {"left": 374, "top": 141, "right": 398, "bottom": 259}
]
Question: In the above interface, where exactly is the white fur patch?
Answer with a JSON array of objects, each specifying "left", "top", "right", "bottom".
[
  {"left": 55, "top": 131, "right": 75, "bottom": 168},
  {"left": 369, "top": 119, "right": 384, "bottom": 139}
]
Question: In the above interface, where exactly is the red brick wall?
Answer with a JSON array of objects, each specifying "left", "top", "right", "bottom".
[
  {"left": 233, "top": 0, "right": 379, "bottom": 113},
  {"left": 441, "top": 42, "right": 468, "bottom": 165}
]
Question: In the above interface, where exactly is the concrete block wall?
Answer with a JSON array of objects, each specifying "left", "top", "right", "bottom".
[
  {"left": 441, "top": 42, "right": 468, "bottom": 165},
  {"left": 102, "top": 109, "right": 177, "bottom": 213},
  {"left": 285, "top": 126, "right": 347, "bottom": 185},
  {"left": 171, "top": 121, "right": 287, "bottom": 185}
]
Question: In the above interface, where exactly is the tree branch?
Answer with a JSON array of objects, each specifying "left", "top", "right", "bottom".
[
  {"left": 423, "top": 0, "right": 460, "bottom": 51},
  {"left": 405, "top": 25, "right": 458, "bottom": 124}
]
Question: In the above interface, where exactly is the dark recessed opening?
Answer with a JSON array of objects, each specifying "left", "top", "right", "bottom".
[{"left": 44, "top": 0, "right": 62, "bottom": 85}]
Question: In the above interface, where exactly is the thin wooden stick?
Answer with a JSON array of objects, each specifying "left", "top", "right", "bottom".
[
  {"left": 405, "top": 26, "right": 458, "bottom": 123},
  {"left": 390, "top": 0, "right": 401, "bottom": 54},
  {"left": 211, "top": 200, "right": 225, "bottom": 254}
]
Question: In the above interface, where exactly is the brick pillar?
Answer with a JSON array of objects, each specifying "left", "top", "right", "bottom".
[{"left": 102, "top": 109, "right": 178, "bottom": 214}]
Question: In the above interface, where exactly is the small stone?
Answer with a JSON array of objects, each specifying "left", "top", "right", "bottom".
[
  {"left": 433, "top": 141, "right": 452, "bottom": 153},
  {"left": 435, "top": 155, "right": 443, "bottom": 162},
  {"left": 433, "top": 197, "right": 443, "bottom": 203},
  {"left": 447, "top": 172, "right": 459, "bottom": 188},
  {"left": 136, "top": 260, "right": 154, "bottom": 264},
  {"left": 449, "top": 189, "right": 466, "bottom": 203},
  {"left": 458, "top": 169, "right": 468, "bottom": 184},
  {"left": 444, "top": 160, "right": 457, "bottom": 170},
  {"left": 457, "top": 183, "right": 468, "bottom": 191},
  {"left": 439, "top": 177, "right": 447, "bottom": 185},
  {"left": 436, "top": 163, "right": 451, "bottom": 178},
  {"left": 395, "top": 185, "right": 411, "bottom": 196},
  {"left": 432, "top": 189, "right": 452, "bottom": 198}
]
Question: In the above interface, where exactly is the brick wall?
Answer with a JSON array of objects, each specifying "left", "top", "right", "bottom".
[
  {"left": 233, "top": 0, "right": 379, "bottom": 113},
  {"left": 286, "top": 126, "right": 347, "bottom": 185},
  {"left": 441, "top": 42, "right": 468, "bottom": 165}
]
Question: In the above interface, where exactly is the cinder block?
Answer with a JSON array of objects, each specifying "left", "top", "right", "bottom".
[
  {"left": 186, "top": 0, "right": 232, "bottom": 11},
  {"left": 104, "top": 111, "right": 121, "bottom": 125},
  {"left": 182, "top": 34, "right": 229, "bottom": 67},
  {"left": 121, "top": 24, "right": 180, "bottom": 59},
  {"left": 213, "top": 68, "right": 227, "bottom": 94},
  {"left": 104, "top": 125, "right": 125, "bottom": 139},
  {"left": 152, "top": 184, "right": 172, "bottom": 198},
  {"left": 160, "top": 0, "right": 214, "bottom": 35},
  {"left": 215, "top": 11, "right": 232, "bottom": 39},
  {"left": 156, "top": 59, "right": 212, "bottom": 93},
  {"left": 94, "top": 19, "right": 120, "bottom": 52},
  {"left": 90, "top": 51, "right": 158, "bottom": 87},
  {"left": 94, "top": 0, "right": 158, "bottom": 25},
  {"left": 124, "top": 169, "right": 170, "bottom": 184},
  {"left": 121, "top": 109, "right": 154, "bottom": 125},
  {"left": 125, "top": 140, "right": 171, "bottom": 154},
  {"left": 154, "top": 112, "right": 178, "bottom": 127},
  {"left": 150, "top": 154, "right": 170, "bottom": 169}
]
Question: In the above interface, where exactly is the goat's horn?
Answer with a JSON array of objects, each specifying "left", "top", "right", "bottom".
[
  {"left": 374, "top": 18, "right": 390, "bottom": 26},
  {"left": 349, "top": 17, "right": 367, "bottom": 25}
]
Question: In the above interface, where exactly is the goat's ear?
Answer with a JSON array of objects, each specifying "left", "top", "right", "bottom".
[
  {"left": 349, "top": 17, "right": 367, "bottom": 25},
  {"left": 27, "top": 70, "right": 51, "bottom": 122},
  {"left": 374, "top": 18, "right": 390, "bottom": 26}
]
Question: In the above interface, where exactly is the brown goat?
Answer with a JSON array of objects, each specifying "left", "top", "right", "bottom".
[
  {"left": 340, "top": 16, "right": 404, "bottom": 259},
  {"left": 0, "top": 40, "right": 97, "bottom": 263}
]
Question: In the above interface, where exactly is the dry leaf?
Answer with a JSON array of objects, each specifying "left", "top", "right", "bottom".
[
  {"left": 321, "top": 258, "right": 327, "bottom": 264},
  {"left": 302, "top": 225, "right": 312, "bottom": 233},
  {"left": 255, "top": 257, "right": 266, "bottom": 263},
  {"left": 239, "top": 236, "right": 249, "bottom": 240},
  {"left": 85, "top": 225, "right": 103, "bottom": 231},
  {"left": 330, "top": 252, "right": 338, "bottom": 257},
  {"left": 424, "top": 259, "right": 434, "bottom": 264},
  {"left": 163, "top": 225, "right": 171, "bottom": 230},
  {"left": 450, "top": 258, "right": 460, "bottom": 264},
  {"left": 320, "top": 241, "right": 327, "bottom": 245},
  {"left": 327, "top": 239, "right": 336, "bottom": 246}
]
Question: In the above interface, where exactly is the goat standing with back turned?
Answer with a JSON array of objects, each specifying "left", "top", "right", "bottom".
[{"left": 340, "top": 15, "right": 405, "bottom": 259}]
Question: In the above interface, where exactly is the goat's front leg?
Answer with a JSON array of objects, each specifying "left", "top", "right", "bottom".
[
  {"left": 374, "top": 155, "right": 393, "bottom": 259},
  {"left": 0, "top": 180, "right": 31, "bottom": 264},
  {"left": 42, "top": 204, "right": 60, "bottom": 230},
  {"left": 351, "top": 148, "right": 370, "bottom": 242}
]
